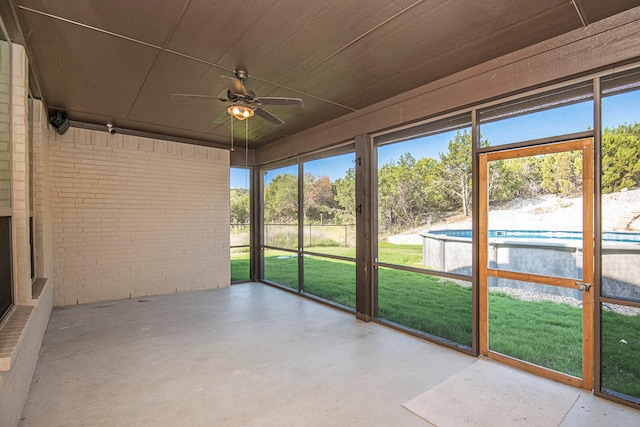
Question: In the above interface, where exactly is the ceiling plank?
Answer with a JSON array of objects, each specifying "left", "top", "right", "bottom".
[
  {"left": 573, "top": 0, "right": 640, "bottom": 26},
  {"left": 287, "top": 0, "right": 581, "bottom": 110},
  {"left": 256, "top": 7, "right": 640, "bottom": 164},
  {"left": 17, "top": 9, "right": 159, "bottom": 119},
  {"left": 166, "top": 0, "right": 418, "bottom": 85},
  {"left": 15, "top": 0, "right": 188, "bottom": 46}
]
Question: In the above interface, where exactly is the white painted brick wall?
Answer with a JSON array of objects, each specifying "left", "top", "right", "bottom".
[
  {"left": 0, "top": 41, "right": 10, "bottom": 208},
  {"left": 32, "top": 99, "right": 53, "bottom": 280},
  {"left": 0, "top": 279, "right": 53, "bottom": 427},
  {"left": 0, "top": 44, "right": 54, "bottom": 427},
  {"left": 49, "top": 128, "right": 230, "bottom": 305},
  {"left": 11, "top": 44, "right": 31, "bottom": 304}
]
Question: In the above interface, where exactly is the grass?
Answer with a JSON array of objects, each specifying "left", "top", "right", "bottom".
[
  {"left": 488, "top": 291, "right": 582, "bottom": 377},
  {"left": 264, "top": 249, "right": 298, "bottom": 289},
  {"left": 305, "top": 246, "right": 356, "bottom": 258},
  {"left": 377, "top": 267, "right": 473, "bottom": 346},
  {"left": 602, "top": 308, "right": 640, "bottom": 399},
  {"left": 378, "top": 242, "right": 423, "bottom": 266},
  {"left": 304, "top": 257, "right": 356, "bottom": 308},
  {"left": 303, "top": 241, "right": 424, "bottom": 264},
  {"left": 230, "top": 249, "right": 250, "bottom": 282},
  {"left": 230, "top": 244, "right": 640, "bottom": 400}
]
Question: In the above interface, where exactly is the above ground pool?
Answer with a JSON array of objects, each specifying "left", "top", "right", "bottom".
[
  {"left": 420, "top": 229, "right": 640, "bottom": 300},
  {"left": 426, "top": 229, "right": 640, "bottom": 244}
]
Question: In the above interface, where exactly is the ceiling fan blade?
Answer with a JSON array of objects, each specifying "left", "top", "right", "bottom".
[
  {"left": 253, "top": 108, "right": 284, "bottom": 126},
  {"left": 172, "top": 93, "right": 226, "bottom": 101},
  {"left": 221, "top": 75, "right": 251, "bottom": 96},
  {"left": 257, "top": 97, "right": 304, "bottom": 107}
]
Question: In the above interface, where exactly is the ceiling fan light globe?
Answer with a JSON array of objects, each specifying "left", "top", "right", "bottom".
[{"left": 227, "top": 104, "right": 254, "bottom": 120}]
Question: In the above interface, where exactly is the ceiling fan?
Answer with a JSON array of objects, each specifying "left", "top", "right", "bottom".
[{"left": 172, "top": 69, "right": 304, "bottom": 126}]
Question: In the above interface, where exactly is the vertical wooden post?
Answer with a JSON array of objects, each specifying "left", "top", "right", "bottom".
[
  {"left": 355, "top": 134, "right": 374, "bottom": 321},
  {"left": 582, "top": 139, "right": 595, "bottom": 390},
  {"left": 471, "top": 110, "right": 480, "bottom": 356},
  {"left": 592, "top": 77, "right": 603, "bottom": 395},
  {"left": 250, "top": 166, "right": 263, "bottom": 281},
  {"left": 298, "top": 160, "right": 304, "bottom": 292},
  {"left": 478, "top": 154, "right": 489, "bottom": 355}
]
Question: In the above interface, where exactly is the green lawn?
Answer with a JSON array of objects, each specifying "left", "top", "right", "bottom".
[
  {"left": 488, "top": 291, "right": 582, "bottom": 377},
  {"left": 377, "top": 267, "right": 473, "bottom": 346},
  {"left": 264, "top": 249, "right": 298, "bottom": 289},
  {"left": 378, "top": 241, "right": 424, "bottom": 266},
  {"left": 602, "top": 309, "right": 640, "bottom": 399},
  {"left": 230, "top": 248, "right": 250, "bottom": 282},
  {"left": 304, "top": 256, "right": 356, "bottom": 308},
  {"left": 230, "top": 245, "right": 640, "bottom": 400}
]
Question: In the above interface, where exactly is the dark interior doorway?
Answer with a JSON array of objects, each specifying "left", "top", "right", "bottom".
[{"left": 0, "top": 217, "right": 12, "bottom": 320}]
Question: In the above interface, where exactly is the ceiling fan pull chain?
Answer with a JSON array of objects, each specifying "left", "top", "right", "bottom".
[
  {"left": 245, "top": 119, "right": 249, "bottom": 167},
  {"left": 230, "top": 116, "right": 234, "bottom": 151}
]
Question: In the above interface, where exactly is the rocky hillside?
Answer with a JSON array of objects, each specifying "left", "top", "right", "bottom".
[{"left": 389, "top": 189, "right": 640, "bottom": 244}]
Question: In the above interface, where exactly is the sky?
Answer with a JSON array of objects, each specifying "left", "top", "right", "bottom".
[{"left": 230, "top": 90, "right": 639, "bottom": 189}]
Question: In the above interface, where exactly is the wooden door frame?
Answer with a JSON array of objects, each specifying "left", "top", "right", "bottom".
[{"left": 478, "top": 138, "right": 595, "bottom": 390}]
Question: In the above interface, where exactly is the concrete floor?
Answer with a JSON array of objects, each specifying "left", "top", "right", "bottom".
[{"left": 19, "top": 283, "right": 640, "bottom": 426}]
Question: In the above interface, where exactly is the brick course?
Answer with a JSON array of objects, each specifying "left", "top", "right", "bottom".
[
  {"left": 0, "top": 41, "right": 10, "bottom": 208},
  {"left": 49, "top": 128, "right": 230, "bottom": 305},
  {"left": 11, "top": 44, "right": 31, "bottom": 304}
]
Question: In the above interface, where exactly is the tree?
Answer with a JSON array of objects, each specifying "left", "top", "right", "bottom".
[
  {"left": 541, "top": 151, "right": 582, "bottom": 196},
  {"left": 230, "top": 188, "right": 250, "bottom": 223},
  {"left": 439, "top": 130, "right": 473, "bottom": 216},
  {"left": 304, "top": 174, "right": 337, "bottom": 223},
  {"left": 415, "top": 156, "right": 447, "bottom": 216},
  {"left": 264, "top": 173, "right": 298, "bottom": 223},
  {"left": 602, "top": 123, "right": 640, "bottom": 193},
  {"left": 333, "top": 167, "right": 356, "bottom": 224},
  {"left": 489, "top": 156, "right": 543, "bottom": 203},
  {"left": 378, "top": 153, "right": 443, "bottom": 232}
]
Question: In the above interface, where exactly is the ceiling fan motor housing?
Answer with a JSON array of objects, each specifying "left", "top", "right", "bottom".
[{"left": 235, "top": 69, "right": 248, "bottom": 81}]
